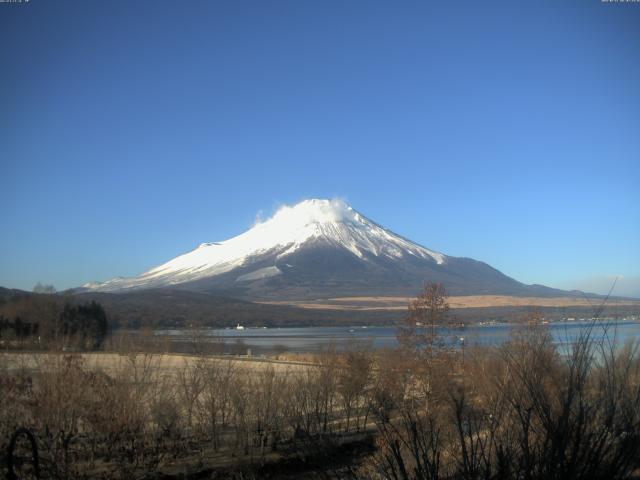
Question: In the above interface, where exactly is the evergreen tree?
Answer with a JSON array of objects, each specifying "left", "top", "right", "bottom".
[{"left": 59, "top": 301, "right": 109, "bottom": 350}]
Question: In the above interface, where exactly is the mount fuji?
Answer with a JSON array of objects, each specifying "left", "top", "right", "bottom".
[{"left": 83, "top": 199, "right": 564, "bottom": 300}]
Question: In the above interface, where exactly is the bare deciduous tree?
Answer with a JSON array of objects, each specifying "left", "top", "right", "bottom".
[{"left": 397, "top": 283, "right": 450, "bottom": 356}]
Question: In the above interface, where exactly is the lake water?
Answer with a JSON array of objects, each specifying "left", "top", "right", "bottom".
[{"left": 156, "top": 319, "right": 640, "bottom": 354}]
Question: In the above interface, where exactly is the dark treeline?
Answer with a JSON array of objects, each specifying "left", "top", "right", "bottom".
[
  {"left": 0, "top": 294, "right": 108, "bottom": 350},
  {"left": 1, "top": 286, "right": 634, "bottom": 332}
]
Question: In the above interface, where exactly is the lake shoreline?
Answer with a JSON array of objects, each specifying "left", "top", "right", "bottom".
[{"left": 152, "top": 318, "right": 640, "bottom": 354}]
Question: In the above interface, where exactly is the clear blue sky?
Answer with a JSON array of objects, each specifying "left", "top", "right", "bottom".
[{"left": 1, "top": 0, "right": 639, "bottom": 296}]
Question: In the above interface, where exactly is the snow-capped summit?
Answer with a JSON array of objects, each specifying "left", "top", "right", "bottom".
[
  {"left": 84, "top": 198, "right": 540, "bottom": 299},
  {"left": 85, "top": 199, "right": 445, "bottom": 292}
]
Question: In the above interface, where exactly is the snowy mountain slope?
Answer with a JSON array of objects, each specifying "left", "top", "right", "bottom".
[
  {"left": 86, "top": 199, "right": 445, "bottom": 291},
  {"left": 83, "top": 199, "right": 564, "bottom": 299}
]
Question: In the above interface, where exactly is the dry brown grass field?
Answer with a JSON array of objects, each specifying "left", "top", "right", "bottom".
[
  {"left": 0, "top": 351, "right": 314, "bottom": 375},
  {"left": 261, "top": 294, "right": 640, "bottom": 311}
]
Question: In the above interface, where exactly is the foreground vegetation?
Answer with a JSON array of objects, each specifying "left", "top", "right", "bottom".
[{"left": 1, "top": 285, "right": 639, "bottom": 479}]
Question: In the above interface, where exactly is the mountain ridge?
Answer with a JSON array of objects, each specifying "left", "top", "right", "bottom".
[{"left": 82, "top": 199, "right": 579, "bottom": 300}]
